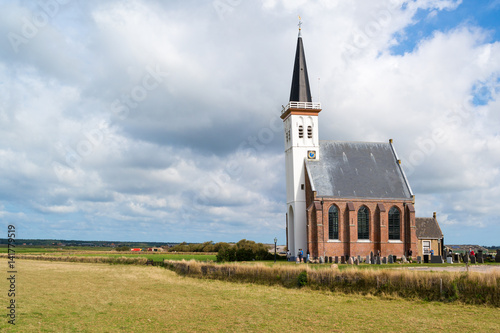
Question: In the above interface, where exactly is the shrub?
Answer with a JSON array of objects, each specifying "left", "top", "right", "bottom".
[
  {"left": 169, "top": 242, "right": 192, "bottom": 252},
  {"left": 236, "top": 248, "right": 254, "bottom": 261},
  {"left": 297, "top": 271, "right": 308, "bottom": 287},
  {"left": 165, "top": 239, "right": 277, "bottom": 256},
  {"left": 168, "top": 241, "right": 225, "bottom": 253},
  {"left": 216, "top": 239, "right": 274, "bottom": 262},
  {"left": 217, "top": 245, "right": 237, "bottom": 262}
]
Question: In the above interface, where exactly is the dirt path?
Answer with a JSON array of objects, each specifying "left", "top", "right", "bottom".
[{"left": 405, "top": 264, "right": 500, "bottom": 273}]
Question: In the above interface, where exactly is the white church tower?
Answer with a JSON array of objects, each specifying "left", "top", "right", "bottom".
[{"left": 280, "top": 20, "right": 321, "bottom": 259}]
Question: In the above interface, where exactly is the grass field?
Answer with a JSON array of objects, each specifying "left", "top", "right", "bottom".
[
  {"left": 0, "top": 247, "right": 217, "bottom": 262},
  {"left": 0, "top": 246, "right": 114, "bottom": 253},
  {"left": 45, "top": 252, "right": 218, "bottom": 262},
  {"left": 0, "top": 247, "right": 64, "bottom": 254},
  {"left": 1, "top": 259, "right": 499, "bottom": 332}
]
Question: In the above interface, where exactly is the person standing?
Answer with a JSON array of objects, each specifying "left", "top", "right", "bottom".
[{"left": 298, "top": 249, "right": 303, "bottom": 263}]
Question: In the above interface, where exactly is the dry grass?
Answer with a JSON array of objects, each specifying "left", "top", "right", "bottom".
[
  {"left": 1, "top": 259, "right": 499, "bottom": 332},
  {"left": 0, "top": 253, "right": 148, "bottom": 265},
  {"left": 165, "top": 260, "right": 500, "bottom": 306},
  {"left": 4, "top": 254, "right": 498, "bottom": 306}
]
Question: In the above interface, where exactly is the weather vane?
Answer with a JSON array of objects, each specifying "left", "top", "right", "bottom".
[{"left": 298, "top": 15, "right": 302, "bottom": 36}]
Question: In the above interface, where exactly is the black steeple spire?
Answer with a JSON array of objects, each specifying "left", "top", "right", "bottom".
[{"left": 289, "top": 19, "right": 312, "bottom": 103}]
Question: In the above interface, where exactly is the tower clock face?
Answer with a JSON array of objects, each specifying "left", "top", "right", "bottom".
[{"left": 307, "top": 150, "right": 316, "bottom": 159}]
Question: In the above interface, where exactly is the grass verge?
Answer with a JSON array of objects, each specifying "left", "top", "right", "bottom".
[{"left": 165, "top": 260, "right": 500, "bottom": 306}]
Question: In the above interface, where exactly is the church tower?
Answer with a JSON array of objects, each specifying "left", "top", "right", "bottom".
[{"left": 281, "top": 20, "right": 321, "bottom": 259}]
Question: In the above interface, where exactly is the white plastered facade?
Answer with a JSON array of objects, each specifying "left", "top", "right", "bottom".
[{"left": 284, "top": 113, "right": 319, "bottom": 259}]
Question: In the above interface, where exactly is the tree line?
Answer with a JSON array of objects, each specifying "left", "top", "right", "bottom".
[{"left": 168, "top": 239, "right": 280, "bottom": 262}]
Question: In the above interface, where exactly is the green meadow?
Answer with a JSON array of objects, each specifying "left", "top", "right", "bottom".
[
  {"left": 48, "top": 252, "right": 217, "bottom": 262},
  {"left": 0, "top": 247, "right": 217, "bottom": 262}
]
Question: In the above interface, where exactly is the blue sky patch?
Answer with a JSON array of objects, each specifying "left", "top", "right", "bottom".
[
  {"left": 471, "top": 76, "right": 500, "bottom": 106},
  {"left": 472, "top": 82, "right": 493, "bottom": 106},
  {"left": 390, "top": 0, "right": 500, "bottom": 55}
]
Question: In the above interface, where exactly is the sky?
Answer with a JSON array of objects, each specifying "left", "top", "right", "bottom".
[{"left": 0, "top": 0, "right": 499, "bottom": 245}]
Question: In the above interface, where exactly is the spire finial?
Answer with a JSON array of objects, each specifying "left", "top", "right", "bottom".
[
  {"left": 298, "top": 15, "right": 302, "bottom": 37},
  {"left": 289, "top": 18, "right": 312, "bottom": 103}
]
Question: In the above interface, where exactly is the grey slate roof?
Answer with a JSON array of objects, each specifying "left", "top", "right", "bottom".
[
  {"left": 305, "top": 141, "right": 412, "bottom": 199},
  {"left": 445, "top": 245, "right": 487, "bottom": 252},
  {"left": 416, "top": 217, "right": 443, "bottom": 239},
  {"left": 289, "top": 36, "right": 312, "bottom": 102}
]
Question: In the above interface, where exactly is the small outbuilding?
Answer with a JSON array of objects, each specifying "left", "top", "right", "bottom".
[
  {"left": 416, "top": 212, "right": 444, "bottom": 256},
  {"left": 147, "top": 247, "right": 164, "bottom": 252}
]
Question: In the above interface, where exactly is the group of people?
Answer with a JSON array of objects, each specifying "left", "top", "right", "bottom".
[{"left": 285, "top": 249, "right": 310, "bottom": 263}]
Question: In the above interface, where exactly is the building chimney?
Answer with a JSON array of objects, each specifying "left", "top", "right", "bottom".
[{"left": 433, "top": 212, "right": 436, "bottom": 219}]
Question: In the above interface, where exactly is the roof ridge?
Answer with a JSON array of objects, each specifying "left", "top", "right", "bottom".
[{"left": 320, "top": 140, "right": 390, "bottom": 145}]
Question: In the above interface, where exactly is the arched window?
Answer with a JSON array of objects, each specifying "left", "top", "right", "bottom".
[
  {"left": 358, "top": 206, "right": 369, "bottom": 240},
  {"left": 298, "top": 125, "right": 303, "bottom": 138},
  {"left": 388, "top": 206, "right": 400, "bottom": 240},
  {"left": 307, "top": 126, "right": 312, "bottom": 138},
  {"left": 328, "top": 205, "right": 338, "bottom": 239}
]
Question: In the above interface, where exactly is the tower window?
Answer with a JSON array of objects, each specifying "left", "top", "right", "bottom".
[
  {"left": 298, "top": 125, "right": 303, "bottom": 138},
  {"left": 307, "top": 126, "right": 312, "bottom": 139}
]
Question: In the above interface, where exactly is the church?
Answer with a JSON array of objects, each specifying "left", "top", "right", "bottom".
[{"left": 281, "top": 22, "right": 435, "bottom": 261}]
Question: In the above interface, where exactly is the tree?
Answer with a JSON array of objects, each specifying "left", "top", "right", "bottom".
[{"left": 216, "top": 239, "right": 273, "bottom": 262}]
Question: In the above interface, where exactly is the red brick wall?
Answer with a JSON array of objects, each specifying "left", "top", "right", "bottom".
[{"left": 306, "top": 195, "right": 416, "bottom": 259}]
